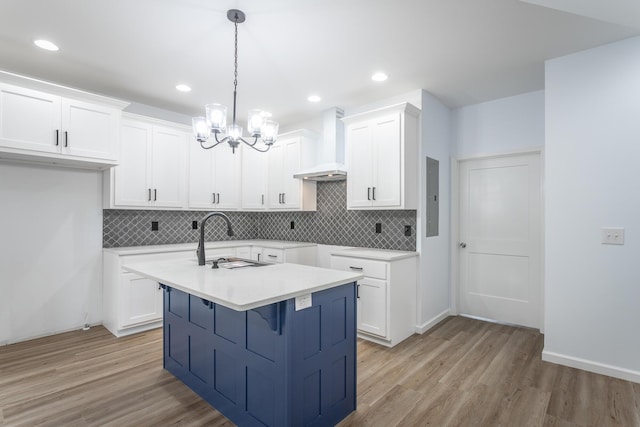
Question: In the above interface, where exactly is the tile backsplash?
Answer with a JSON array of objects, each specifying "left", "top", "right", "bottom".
[{"left": 103, "top": 181, "right": 416, "bottom": 251}]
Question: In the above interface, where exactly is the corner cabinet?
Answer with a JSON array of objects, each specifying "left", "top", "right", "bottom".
[
  {"left": 330, "top": 250, "right": 417, "bottom": 347},
  {"left": 104, "top": 114, "right": 189, "bottom": 209},
  {"left": 0, "top": 80, "right": 127, "bottom": 169},
  {"left": 267, "top": 129, "right": 317, "bottom": 211},
  {"left": 343, "top": 102, "right": 420, "bottom": 210}
]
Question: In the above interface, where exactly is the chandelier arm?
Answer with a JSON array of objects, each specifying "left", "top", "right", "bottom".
[
  {"left": 243, "top": 140, "right": 271, "bottom": 153},
  {"left": 200, "top": 134, "right": 229, "bottom": 150}
]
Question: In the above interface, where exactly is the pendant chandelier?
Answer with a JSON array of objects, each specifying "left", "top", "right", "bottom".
[{"left": 192, "top": 9, "right": 278, "bottom": 153}]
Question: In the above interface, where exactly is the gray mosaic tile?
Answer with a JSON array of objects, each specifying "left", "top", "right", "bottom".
[{"left": 103, "top": 181, "right": 416, "bottom": 251}]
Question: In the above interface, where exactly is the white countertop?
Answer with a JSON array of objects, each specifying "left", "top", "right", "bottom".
[
  {"left": 330, "top": 247, "right": 418, "bottom": 261},
  {"left": 123, "top": 259, "right": 363, "bottom": 311},
  {"left": 104, "top": 240, "right": 317, "bottom": 256}
]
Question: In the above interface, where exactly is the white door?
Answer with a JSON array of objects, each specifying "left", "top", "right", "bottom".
[
  {"left": 346, "top": 122, "right": 374, "bottom": 207},
  {"left": 151, "top": 126, "right": 186, "bottom": 208},
  {"left": 241, "top": 147, "right": 268, "bottom": 209},
  {"left": 459, "top": 153, "right": 541, "bottom": 329},
  {"left": 358, "top": 278, "right": 388, "bottom": 337},
  {"left": 372, "top": 113, "right": 401, "bottom": 207},
  {"left": 62, "top": 99, "right": 117, "bottom": 160},
  {"left": 121, "top": 274, "right": 163, "bottom": 327},
  {"left": 212, "top": 143, "right": 240, "bottom": 209},
  {"left": 267, "top": 143, "right": 284, "bottom": 209},
  {"left": 0, "top": 83, "right": 61, "bottom": 153},
  {"left": 188, "top": 143, "right": 214, "bottom": 208},
  {"left": 115, "top": 121, "right": 152, "bottom": 207},
  {"left": 281, "top": 137, "right": 301, "bottom": 209}
]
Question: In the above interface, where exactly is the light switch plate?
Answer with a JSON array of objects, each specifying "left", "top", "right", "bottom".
[
  {"left": 601, "top": 227, "right": 624, "bottom": 245},
  {"left": 295, "top": 294, "right": 312, "bottom": 311}
]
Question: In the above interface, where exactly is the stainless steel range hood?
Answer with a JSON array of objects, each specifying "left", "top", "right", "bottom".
[{"left": 293, "top": 107, "right": 347, "bottom": 181}]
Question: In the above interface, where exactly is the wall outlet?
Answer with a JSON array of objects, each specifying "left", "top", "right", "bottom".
[
  {"left": 375, "top": 223, "right": 382, "bottom": 233},
  {"left": 192, "top": 220, "right": 198, "bottom": 230},
  {"left": 404, "top": 225, "right": 412, "bottom": 236},
  {"left": 601, "top": 227, "right": 624, "bottom": 245},
  {"left": 290, "top": 221, "right": 295, "bottom": 230},
  {"left": 151, "top": 221, "right": 159, "bottom": 231}
]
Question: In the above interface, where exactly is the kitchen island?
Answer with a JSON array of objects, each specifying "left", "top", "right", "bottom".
[{"left": 124, "top": 258, "right": 363, "bottom": 427}]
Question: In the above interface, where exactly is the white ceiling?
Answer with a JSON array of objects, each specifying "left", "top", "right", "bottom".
[{"left": 0, "top": 0, "right": 638, "bottom": 126}]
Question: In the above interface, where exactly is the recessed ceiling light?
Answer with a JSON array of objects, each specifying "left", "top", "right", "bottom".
[
  {"left": 34, "top": 39, "right": 59, "bottom": 51},
  {"left": 307, "top": 95, "right": 321, "bottom": 103},
  {"left": 176, "top": 84, "right": 192, "bottom": 92},
  {"left": 371, "top": 72, "right": 388, "bottom": 82}
]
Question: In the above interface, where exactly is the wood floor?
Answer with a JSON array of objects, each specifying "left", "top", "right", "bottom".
[{"left": 1, "top": 316, "right": 638, "bottom": 426}]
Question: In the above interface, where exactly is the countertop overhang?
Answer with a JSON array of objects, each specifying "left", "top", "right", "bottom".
[{"left": 123, "top": 259, "right": 363, "bottom": 311}]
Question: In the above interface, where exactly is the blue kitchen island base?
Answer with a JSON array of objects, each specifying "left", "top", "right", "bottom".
[{"left": 162, "top": 282, "right": 357, "bottom": 427}]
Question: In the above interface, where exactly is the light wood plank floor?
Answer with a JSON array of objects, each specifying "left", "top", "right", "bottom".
[{"left": 1, "top": 316, "right": 638, "bottom": 426}]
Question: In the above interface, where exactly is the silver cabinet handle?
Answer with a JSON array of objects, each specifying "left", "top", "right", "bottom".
[
  {"left": 217, "top": 193, "right": 220, "bottom": 204},
  {"left": 282, "top": 193, "right": 285, "bottom": 204},
  {"left": 55, "top": 129, "right": 59, "bottom": 146},
  {"left": 64, "top": 131, "right": 69, "bottom": 147},
  {"left": 268, "top": 254, "right": 277, "bottom": 258},
  {"left": 148, "top": 188, "right": 152, "bottom": 201},
  {"left": 356, "top": 284, "right": 360, "bottom": 299},
  {"left": 212, "top": 193, "right": 215, "bottom": 204},
  {"left": 261, "top": 194, "right": 264, "bottom": 205},
  {"left": 459, "top": 242, "right": 467, "bottom": 248},
  {"left": 349, "top": 266, "right": 363, "bottom": 271},
  {"left": 372, "top": 186, "right": 376, "bottom": 200},
  {"left": 154, "top": 189, "right": 157, "bottom": 201},
  {"left": 367, "top": 187, "right": 371, "bottom": 200}
]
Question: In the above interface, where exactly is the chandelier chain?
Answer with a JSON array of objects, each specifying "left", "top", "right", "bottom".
[{"left": 233, "top": 18, "right": 238, "bottom": 96}]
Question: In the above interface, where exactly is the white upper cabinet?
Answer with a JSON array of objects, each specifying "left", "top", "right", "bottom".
[
  {"left": 343, "top": 102, "right": 420, "bottom": 210},
  {"left": 108, "top": 115, "right": 188, "bottom": 209},
  {"left": 188, "top": 140, "right": 241, "bottom": 210},
  {"left": 267, "top": 129, "right": 317, "bottom": 211},
  {"left": 241, "top": 145, "right": 268, "bottom": 210},
  {"left": 0, "top": 80, "right": 125, "bottom": 168}
]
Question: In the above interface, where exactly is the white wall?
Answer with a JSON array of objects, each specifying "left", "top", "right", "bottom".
[
  {"left": 0, "top": 162, "right": 103, "bottom": 344},
  {"left": 417, "top": 90, "right": 452, "bottom": 331},
  {"left": 544, "top": 36, "right": 640, "bottom": 382},
  {"left": 453, "top": 90, "right": 545, "bottom": 158}
]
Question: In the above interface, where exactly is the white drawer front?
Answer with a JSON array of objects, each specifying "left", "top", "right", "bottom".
[
  {"left": 330, "top": 256, "right": 387, "bottom": 280},
  {"left": 262, "top": 248, "right": 284, "bottom": 263}
]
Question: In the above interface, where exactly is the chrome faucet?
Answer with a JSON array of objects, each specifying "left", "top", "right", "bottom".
[{"left": 197, "top": 212, "right": 235, "bottom": 266}]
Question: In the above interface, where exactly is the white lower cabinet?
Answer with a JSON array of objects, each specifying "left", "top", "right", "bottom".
[
  {"left": 330, "top": 251, "right": 417, "bottom": 347},
  {"left": 120, "top": 273, "right": 163, "bottom": 328}
]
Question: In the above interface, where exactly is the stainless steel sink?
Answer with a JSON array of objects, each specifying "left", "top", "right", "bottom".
[{"left": 207, "top": 257, "right": 272, "bottom": 269}]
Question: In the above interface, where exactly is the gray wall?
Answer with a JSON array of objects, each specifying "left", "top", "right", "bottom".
[{"left": 103, "top": 181, "right": 417, "bottom": 251}]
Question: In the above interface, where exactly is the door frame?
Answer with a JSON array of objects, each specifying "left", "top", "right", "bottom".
[{"left": 450, "top": 148, "right": 545, "bottom": 332}]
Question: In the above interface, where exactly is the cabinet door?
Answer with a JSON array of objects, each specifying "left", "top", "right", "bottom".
[
  {"left": 61, "top": 99, "right": 118, "bottom": 160},
  {"left": 358, "top": 277, "right": 388, "bottom": 337},
  {"left": 151, "top": 126, "right": 186, "bottom": 208},
  {"left": 114, "top": 121, "right": 152, "bottom": 206},
  {"left": 281, "top": 137, "right": 301, "bottom": 209},
  {"left": 346, "top": 122, "right": 374, "bottom": 208},
  {"left": 0, "top": 83, "right": 61, "bottom": 153},
  {"left": 188, "top": 142, "right": 215, "bottom": 209},
  {"left": 241, "top": 146, "right": 268, "bottom": 209},
  {"left": 267, "top": 143, "right": 284, "bottom": 209},
  {"left": 121, "top": 273, "right": 163, "bottom": 327},
  {"left": 212, "top": 143, "right": 241, "bottom": 209},
  {"left": 372, "top": 113, "right": 401, "bottom": 207}
]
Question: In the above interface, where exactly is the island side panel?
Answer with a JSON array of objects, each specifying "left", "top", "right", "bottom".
[{"left": 161, "top": 282, "right": 357, "bottom": 427}]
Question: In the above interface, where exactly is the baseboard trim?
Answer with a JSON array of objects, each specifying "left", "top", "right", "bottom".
[
  {"left": 542, "top": 350, "right": 640, "bottom": 384},
  {"left": 415, "top": 309, "right": 451, "bottom": 334}
]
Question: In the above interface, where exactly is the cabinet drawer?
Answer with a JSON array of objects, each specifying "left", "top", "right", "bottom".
[
  {"left": 262, "top": 248, "right": 284, "bottom": 263},
  {"left": 330, "top": 256, "right": 387, "bottom": 280}
]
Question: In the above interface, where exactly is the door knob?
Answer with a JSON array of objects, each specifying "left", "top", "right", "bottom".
[{"left": 459, "top": 242, "right": 467, "bottom": 248}]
